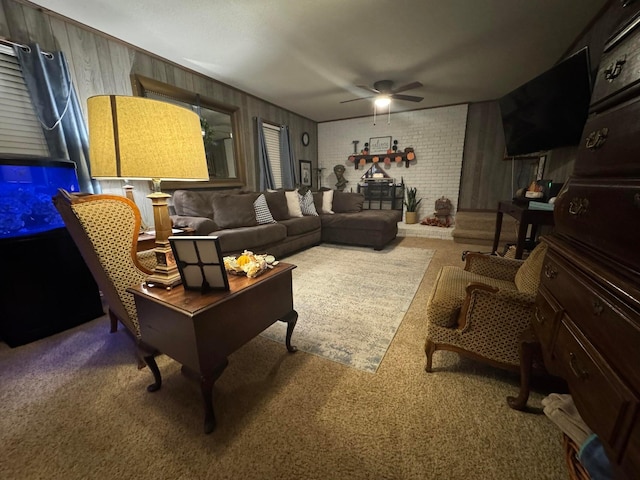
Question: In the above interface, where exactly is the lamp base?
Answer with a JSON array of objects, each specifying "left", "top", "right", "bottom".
[{"left": 146, "top": 243, "right": 182, "bottom": 288}]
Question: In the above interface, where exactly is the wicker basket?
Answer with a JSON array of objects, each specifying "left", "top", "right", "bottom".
[{"left": 563, "top": 434, "right": 590, "bottom": 480}]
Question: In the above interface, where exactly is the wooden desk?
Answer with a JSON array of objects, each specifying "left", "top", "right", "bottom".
[
  {"left": 492, "top": 201, "right": 555, "bottom": 259},
  {"left": 127, "top": 263, "right": 298, "bottom": 433}
]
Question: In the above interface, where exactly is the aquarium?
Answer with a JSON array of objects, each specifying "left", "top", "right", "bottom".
[{"left": 0, "top": 155, "right": 80, "bottom": 239}]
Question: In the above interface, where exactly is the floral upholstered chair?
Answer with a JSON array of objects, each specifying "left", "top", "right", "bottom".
[
  {"left": 424, "top": 242, "right": 548, "bottom": 372},
  {"left": 53, "top": 189, "right": 156, "bottom": 342}
]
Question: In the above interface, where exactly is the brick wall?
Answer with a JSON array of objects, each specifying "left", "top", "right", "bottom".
[{"left": 318, "top": 104, "right": 468, "bottom": 221}]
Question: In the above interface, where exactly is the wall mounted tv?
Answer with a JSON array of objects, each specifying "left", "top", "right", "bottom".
[{"left": 499, "top": 46, "right": 592, "bottom": 157}]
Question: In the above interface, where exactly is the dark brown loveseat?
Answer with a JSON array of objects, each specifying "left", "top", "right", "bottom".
[{"left": 169, "top": 189, "right": 401, "bottom": 258}]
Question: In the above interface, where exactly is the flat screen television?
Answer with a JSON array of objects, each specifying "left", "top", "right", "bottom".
[
  {"left": 499, "top": 46, "right": 593, "bottom": 157},
  {"left": 0, "top": 155, "right": 80, "bottom": 239}
]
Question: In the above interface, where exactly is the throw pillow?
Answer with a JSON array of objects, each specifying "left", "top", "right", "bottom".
[
  {"left": 254, "top": 193, "right": 277, "bottom": 224},
  {"left": 284, "top": 190, "right": 303, "bottom": 218},
  {"left": 332, "top": 191, "right": 364, "bottom": 213},
  {"left": 263, "top": 190, "right": 289, "bottom": 221},
  {"left": 211, "top": 193, "right": 259, "bottom": 229},
  {"left": 298, "top": 190, "right": 318, "bottom": 216},
  {"left": 322, "top": 189, "right": 334, "bottom": 214}
]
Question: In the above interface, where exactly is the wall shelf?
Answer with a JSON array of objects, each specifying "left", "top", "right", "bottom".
[{"left": 348, "top": 149, "right": 415, "bottom": 169}]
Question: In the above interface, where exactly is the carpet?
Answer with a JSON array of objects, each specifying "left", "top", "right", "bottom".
[{"left": 261, "top": 244, "right": 434, "bottom": 372}]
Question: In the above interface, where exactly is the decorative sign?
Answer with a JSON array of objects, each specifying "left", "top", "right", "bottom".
[{"left": 368, "top": 136, "right": 392, "bottom": 154}]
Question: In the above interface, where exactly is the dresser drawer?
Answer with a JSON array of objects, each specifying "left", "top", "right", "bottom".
[
  {"left": 552, "top": 318, "right": 638, "bottom": 459},
  {"left": 575, "top": 96, "right": 640, "bottom": 176},
  {"left": 541, "top": 249, "right": 640, "bottom": 388},
  {"left": 533, "top": 287, "right": 562, "bottom": 353},
  {"left": 553, "top": 177, "right": 640, "bottom": 272},
  {"left": 591, "top": 14, "right": 640, "bottom": 111}
]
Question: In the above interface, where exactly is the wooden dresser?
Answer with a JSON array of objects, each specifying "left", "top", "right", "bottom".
[{"left": 533, "top": 3, "right": 640, "bottom": 478}]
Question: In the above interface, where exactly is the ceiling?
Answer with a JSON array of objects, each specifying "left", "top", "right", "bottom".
[{"left": 29, "top": 0, "right": 608, "bottom": 122}]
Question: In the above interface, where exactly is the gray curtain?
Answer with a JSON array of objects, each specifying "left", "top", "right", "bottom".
[
  {"left": 15, "top": 43, "right": 99, "bottom": 193},
  {"left": 280, "top": 125, "right": 297, "bottom": 189},
  {"left": 257, "top": 117, "right": 275, "bottom": 191}
]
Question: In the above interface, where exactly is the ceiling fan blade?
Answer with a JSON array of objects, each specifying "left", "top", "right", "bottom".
[
  {"left": 391, "top": 81, "right": 423, "bottom": 94},
  {"left": 390, "top": 94, "right": 424, "bottom": 102},
  {"left": 340, "top": 96, "right": 373, "bottom": 104},
  {"left": 355, "top": 84, "right": 381, "bottom": 95}
]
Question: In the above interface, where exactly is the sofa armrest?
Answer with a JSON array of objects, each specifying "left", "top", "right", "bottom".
[
  {"left": 464, "top": 253, "right": 523, "bottom": 281},
  {"left": 170, "top": 215, "right": 219, "bottom": 236}
]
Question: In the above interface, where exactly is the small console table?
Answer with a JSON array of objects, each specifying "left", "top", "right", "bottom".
[
  {"left": 492, "top": 201, "right": 555, "bottom": 259},
  {"left": 128, "top": 263, "right": 298, "bottom": 434}
]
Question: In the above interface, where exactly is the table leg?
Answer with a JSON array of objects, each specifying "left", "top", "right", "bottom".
[
  {"left": 507, "top": 327, "right": 540, "bottom": 410},
  {"left": 279, "top": 310, "right": 298, "bottom": 353},
  {"left": 515, "top": 220, "right": 529, "bottom": 259},
  {"left": 492, "top": 211, "right": 504, "bottom": 254},
  {"left": 201, "top": 358, "right": 229, "bottom": 434},
  {"left": 143, "top": 353, "right": 162, "bottom": 393}
]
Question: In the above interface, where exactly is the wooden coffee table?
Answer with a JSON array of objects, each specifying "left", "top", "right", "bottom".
[{"left": 127, "top": 263, "right": 298, "bottom": 433}]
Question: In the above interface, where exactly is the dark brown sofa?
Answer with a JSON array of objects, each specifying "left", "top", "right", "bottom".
[{"left": 170, "top": 189, "right": 400, "bottom": 258}]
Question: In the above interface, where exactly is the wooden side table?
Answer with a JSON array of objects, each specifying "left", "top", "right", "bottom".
[
  {"left": 136, "top": 227, "right": 194, "bottom": 252},
  {"left": 492, "top": 201, "right": 555, "bottom": 258},
  {"left": 127, "top": 263, "right": 298, "bottom": 433}
]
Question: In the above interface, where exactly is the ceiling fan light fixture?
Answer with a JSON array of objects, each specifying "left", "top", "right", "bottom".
[{"left": 375, "top": 95, "right": 391, "bottom": 107}]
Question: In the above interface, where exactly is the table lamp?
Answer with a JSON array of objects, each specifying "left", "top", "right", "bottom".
[{"left": 87, "top": 95, "right": 209, "bottom": 288}]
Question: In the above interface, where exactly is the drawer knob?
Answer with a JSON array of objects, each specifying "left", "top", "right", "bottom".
[
  {"left": 604, "top": 57, "right": 626, "bottom": 82},
  {"left": 569, "top": 352, "right": 589, "bottom": 381},
  {"left": 569, "top": 197, "right": 589, "bottom": 216},
  {"left": 585, "top": 128, "right": 608, "bottom": 150},
  {"left": 592, "top": 299, "right": 604, "bottom": 316},
  {"left": 544, "top": 263, "right": 558, "bottom": 279}
]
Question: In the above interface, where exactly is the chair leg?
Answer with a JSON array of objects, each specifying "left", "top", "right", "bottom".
[
  {"left": 425, "top": 338, "right": 436, "bottom": 372},
  {"left": 108, "top": 310, "right": 118, "bottom": 333}
]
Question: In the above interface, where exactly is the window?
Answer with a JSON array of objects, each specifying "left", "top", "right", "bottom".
[
  {"left": 262, "top": 121, "right": 282, "bottom": 188},
  {"left": 0, "top": 45, "right": 48, "bottom": 156}
]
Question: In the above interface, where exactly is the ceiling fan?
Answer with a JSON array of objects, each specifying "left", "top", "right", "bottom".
[{"left": 340, "top": 80, "right": 424, "bottom": 104}]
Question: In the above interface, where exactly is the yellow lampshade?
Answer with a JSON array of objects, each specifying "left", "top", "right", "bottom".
[{"left": 87, "top": 95, "right": 209, "bottom": 181}]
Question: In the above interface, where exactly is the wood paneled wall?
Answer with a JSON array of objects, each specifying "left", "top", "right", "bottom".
[{"left": 0, "top": 0, "right": 317, "bottom": 198}]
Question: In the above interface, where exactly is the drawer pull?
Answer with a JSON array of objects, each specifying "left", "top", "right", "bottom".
[
  {"left": 592, "top": 299, "right": 604, "bottom": 316},
  {"left": 604, "top": 57, "right": 626, "bottom": 82},
  {"left": 568, "top": 197, "right": 589, "bottom": 216},
  {"left": 534, "top": 307, "right": 546, "bottom": 325},
  {"left": 585, "top": 128, "right": 608, "bottom": 150},
  {"left": 544, "top": 263, "right": 558, "bottom": 279},
  {"left": 569, "top": 353, "right": 589, "bottom": 381}
]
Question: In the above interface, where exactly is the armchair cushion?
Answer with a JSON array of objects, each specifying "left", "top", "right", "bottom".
[
  {"left": 464, "top": 253, "right": 524, "bottom": 281},
  {"left": 426, "top": 266, "right": 517, "bottom": 328},
  {"left": 514, "top": 242, "right": 548, "bottom": 294}
]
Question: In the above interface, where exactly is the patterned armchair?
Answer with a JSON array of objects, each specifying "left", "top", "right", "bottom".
[
  {"left": 53, "top": 189, "right": 156, "bottom": 340},
  {"left": 424, "top": 242, "right": 547, "bottom": 372}
]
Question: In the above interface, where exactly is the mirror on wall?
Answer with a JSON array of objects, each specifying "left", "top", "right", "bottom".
[{"left": 131, "top": 74, "right": 245, "bottom": 188}]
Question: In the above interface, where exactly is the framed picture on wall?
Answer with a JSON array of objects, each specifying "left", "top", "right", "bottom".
[
  {"left": 369, "top": 136, "right": 392, "bottom": 154},
  {"left": 300, "top": 160, "right": 312, "bottom": 187}
]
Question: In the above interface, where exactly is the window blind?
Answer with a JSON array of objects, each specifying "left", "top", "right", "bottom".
[
  {"left": 0, "top": 46, "right": 49, "bottom": 156},
  {"left": 263, "top": 122, "right": 281, "bottom": 188}
]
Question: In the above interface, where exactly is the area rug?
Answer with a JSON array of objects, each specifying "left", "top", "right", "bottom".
[{"left": 261, "top": 244, "right": 434, "bottom": 373}]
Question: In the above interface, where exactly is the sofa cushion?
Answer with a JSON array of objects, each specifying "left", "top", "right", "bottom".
[
  {"left": 254, "top": 194, "right": 276, "bottom": 225},
  {"left": 263, "top": 190, "right": 289, "bottom": 221},
  {"left": 320, "top": 210, "right": 400, "bottom": 230},
  {"left": 279, "top": 215, "right": 321, "bottom": 236},
  {"left": 332, "top": 191, "right": 364, "bottom": 213},
  {"left": 172, "top": 190, "right": 215, "bottom": 218},
  {"left": 211, "top": 193, "right": 260, "bottom": 229},
  {"left": 213, "top": 223, "right": 287, "bottom": 253},
  {"left": 298, "top": 190, "right": 318, "bottom": 216},
  {"left": 313, "top": 191, "right": 323, "bottom": 214},
  {"left": 285, "top": 190, "right": 303, "bottom": 218}
]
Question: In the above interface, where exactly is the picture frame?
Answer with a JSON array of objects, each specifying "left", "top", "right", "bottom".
[
  {"left": 299, "top": 159, "right": 312, "bottom": 187},
  {"left": 169, "top": 236, "right": 229, "bottom": 293},
  {"left": 369, "top": 136, "right": 392, "bottom": 154}
]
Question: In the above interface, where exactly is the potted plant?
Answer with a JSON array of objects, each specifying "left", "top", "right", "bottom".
[{"left": 404, "top": 187, "right": 422, "bottom": 224}]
